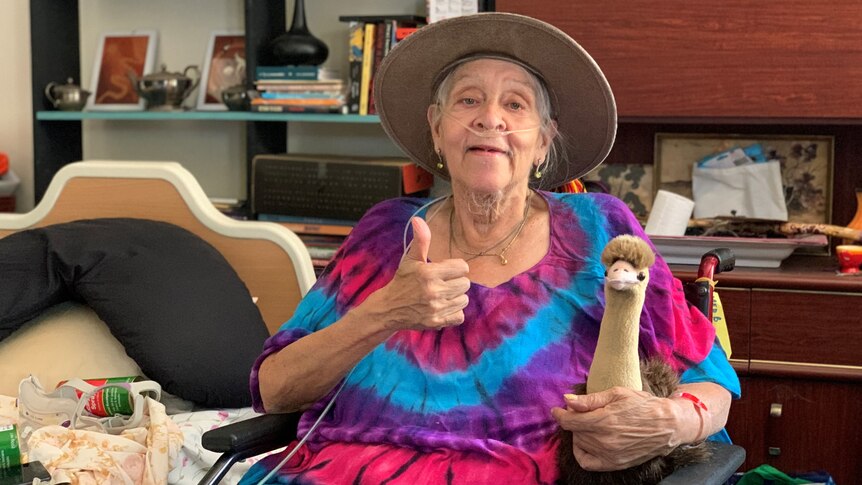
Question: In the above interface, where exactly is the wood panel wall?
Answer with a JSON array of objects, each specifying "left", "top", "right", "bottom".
[{"left": 496, "top": 0, "right": 862, "bottom": 119}]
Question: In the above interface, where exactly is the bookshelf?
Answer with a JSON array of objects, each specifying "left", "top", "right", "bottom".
[
  {"left": 36, "top": 111, "right": 381, "bottom": 123},
  {"left": 28, "top": 0, "right": 386, "bottom": 206}
]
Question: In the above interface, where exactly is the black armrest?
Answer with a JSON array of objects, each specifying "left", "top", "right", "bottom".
[
  {"left": 198, "top": 412, "right": 301, "bottom": 485},
  {"left": 202, "top": 412, "right": 301, "bottom": 455},
  {"left": 658, "top": 442, "right": 746, "bottom": 485}
]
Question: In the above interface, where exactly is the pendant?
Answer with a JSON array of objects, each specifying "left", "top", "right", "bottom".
[{"left": 499, "top": 254, "right": 508, "bottom": 265}]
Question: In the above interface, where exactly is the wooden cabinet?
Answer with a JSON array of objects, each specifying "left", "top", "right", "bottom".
[
  {"left": 728, "top": 377, "right": 862, "bottom": 481},
  {"left": 673, "top": 257, "right": 862, "bottom": 483},
  {"left": 495, "top": 0, "right": 862, "bottom": 119}
]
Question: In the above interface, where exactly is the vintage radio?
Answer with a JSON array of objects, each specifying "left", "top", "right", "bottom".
[{"left": 252, "top": 153, "right": 433, "bottom": 221}]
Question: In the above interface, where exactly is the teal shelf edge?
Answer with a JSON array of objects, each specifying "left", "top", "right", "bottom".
[{"left": 36, "top": 110, "right": 381, "bottom": 123}]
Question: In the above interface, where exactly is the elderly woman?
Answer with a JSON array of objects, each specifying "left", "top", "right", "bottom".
[{"left": 240, "top": 13, "right": 739, "bottom": 485}]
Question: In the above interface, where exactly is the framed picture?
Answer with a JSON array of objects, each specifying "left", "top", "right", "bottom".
[
  {"left": 87, "top": 31, "right": 157, "bottom": 111},
  {"left": 197, "top": 31, "right": 246, "bottom": 110},
  {"left": 583, "top": 163, "right": 654, "bottom": 218},
  {"left": 654, "top": 133, "right": 834, "bottom": 224}
]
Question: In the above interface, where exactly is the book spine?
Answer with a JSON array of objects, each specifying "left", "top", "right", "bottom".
[
  {"left": 368, "top": 22, "right": 386, "bottom": 115},
  {"left": 266, "top": 221, "right": 354, "bottom": 237},
  {"left": 395, "top": 26, "right": 419, "bottom": 41},
  {"left": 250, "top": 104, "right": 342, "bottom": 114},
  {"left": 255, "top": 66, "right": 318, "bottom": 81},
  {"left": 261, "top": 91, "right": 343, "bottom": 99},
  {"left": 383, "top": 20, "right": 395, "bottom": 57},
  {"left": 252, "top": 98, "right": 342, "bottom": 106},
  {"left": 346, "top": 21, "right": 364, "bottom": 114},
  {"left": 359, "top": 22, "right": 376, "bottom": 116},
  {"left": 257, "top": 213, "right": 357, "bottom": 226}
]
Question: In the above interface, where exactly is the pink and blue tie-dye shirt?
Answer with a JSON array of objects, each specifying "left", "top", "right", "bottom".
[{"left": 242, "top": 191, "right": 739, "bottom": 485}]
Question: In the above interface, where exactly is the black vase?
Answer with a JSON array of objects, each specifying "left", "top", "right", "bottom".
[{"left": 268, "top": 0, "right": 329, "bottom": 66}]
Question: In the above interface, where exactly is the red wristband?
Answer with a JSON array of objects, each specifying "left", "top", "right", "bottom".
[
  {"left": 672, "top": 391, "right": 708, "bottom": 411},
  {"left": 673, "top": 391, "right": 708, "bottom": 442}
]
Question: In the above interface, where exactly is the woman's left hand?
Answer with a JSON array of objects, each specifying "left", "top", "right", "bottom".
[{"left": 550, "top": 387, "right": 687, "bottom": 471}]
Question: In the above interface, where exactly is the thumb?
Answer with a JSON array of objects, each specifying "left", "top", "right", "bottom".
[
  {"left": 564, "top": 390, "right": 618, "bottom": 412},
  {"left": 406, "top": 217, "right": 431, "bottom": 262}
]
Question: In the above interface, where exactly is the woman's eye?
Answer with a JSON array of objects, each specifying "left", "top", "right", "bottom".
[
  {"left": 508, "top": 101, "right": 523, "bottom": 110},
  {"left": 461, "top": 98, "right": 477, "bottom": 106}
]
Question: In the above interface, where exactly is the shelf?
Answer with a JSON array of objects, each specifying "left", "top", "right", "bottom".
[{"left": 36, "top": 111, "right": 381, "bottom": 123}]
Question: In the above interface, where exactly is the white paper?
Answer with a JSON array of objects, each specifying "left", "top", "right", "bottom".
[
  {"left": 428, "top": 0, "right": 478, "bottom": 23},
  {"left": 692, "top": 161, "right": 788, "bottom": 221},
  {"left": 645, "top": 190, "right": 695, "bottom": 236}
]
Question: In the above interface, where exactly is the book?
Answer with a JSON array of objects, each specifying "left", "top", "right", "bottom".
[
  {"left": 345, "top": 20, "right": 364, "bottom": 114},
  {"left": 250, "top": 103, "right": 346, "bottom": 114},
  {"left": 359, "top": 22, "right": 376, "bottom": 115},
  {"left": 255, "top": 65, "right": 341, "bottom": 81},
  {"left": 367, "top": 22, "right": 387, "bottom": 115},
  {"left": 257, "top": 213, "right": 358, "bottom": 226},
  {"left": 395, "top": 27, "right": 420, "bottom": 41},
  {"left": 258, "top": 214, "right": 355, "bottom": 236},
  {"left": 252, "top": 97, "right": 343, "bottom": 107},
  {"left": 256, "top": 65, "right": 318, "bottom": 81},
  {"left": 338, "top": 15, "right": 426, "bottom": 23},
  {"left": 282, "top": 222, "right": 353, "bottom": 237}
]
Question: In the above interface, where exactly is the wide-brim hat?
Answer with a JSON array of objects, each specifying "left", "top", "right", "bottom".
[{"left": 374, "top": 12, "right": 617, "bottom": 189}]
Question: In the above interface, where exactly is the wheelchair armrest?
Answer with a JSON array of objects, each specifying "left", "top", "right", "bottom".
[
  {"left": 658, "top": 441, "right": 746, "bottom": 485},
  {"left": 201, "top": 412, "right": 301, "bottom": 456},
  {"left": 198, "top": 413, "right": 301, "bottom": 485}
]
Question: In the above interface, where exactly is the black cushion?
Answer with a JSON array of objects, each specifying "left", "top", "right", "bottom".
[{"left": 0, "top": 218, "right": 269, "bottom": 408}]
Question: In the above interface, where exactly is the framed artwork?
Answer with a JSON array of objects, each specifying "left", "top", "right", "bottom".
[
  {"left": 654, "top": 133, "right": 834, "bottom": 224},
  {"left": 87, "top": 31, "right": 157, "bottom": 111},
  {"left": 583, "top": 163, "right": 654, "bottom": 218},
  {"left": 197, "top": 31, "right": 246, "bottom": 110}
]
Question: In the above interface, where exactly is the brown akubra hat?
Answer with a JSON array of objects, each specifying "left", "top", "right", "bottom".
[{"left": 374, "top": 12, "right": 617, "bottom": 189}]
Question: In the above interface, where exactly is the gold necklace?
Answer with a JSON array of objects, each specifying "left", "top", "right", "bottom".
[{"left": 448, "top": 192, "right": 532, "bottom": 265}]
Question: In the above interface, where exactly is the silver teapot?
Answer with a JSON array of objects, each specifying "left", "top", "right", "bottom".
[
  {"left": 44, "top": 78, "right": 91, "bottom": 111},
  {"left": 129, "top": 64, "right": 200, "bottom": 110}
]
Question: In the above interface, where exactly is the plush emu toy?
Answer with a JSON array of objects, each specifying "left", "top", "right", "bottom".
[{"left": 557, "top": 235, "right": 710, "bottom": 485}]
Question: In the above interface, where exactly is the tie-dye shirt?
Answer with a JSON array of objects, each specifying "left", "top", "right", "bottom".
[{"left": 242, "top": 191, "right": 739, "bottom": 485}]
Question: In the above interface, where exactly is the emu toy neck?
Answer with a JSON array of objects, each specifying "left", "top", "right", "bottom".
[{"left": 586, "top": 284, "right": 645, "bottom": 394}]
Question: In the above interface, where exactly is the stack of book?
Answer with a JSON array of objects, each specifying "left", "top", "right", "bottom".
[
  {"left": 210, "top": 197, "right": 248, "bottom": 220},
  {"left": 252, "top": 65, "right": 346, "bottom": 113},
  {"left": 339, "top": 15, "right": 426, "bottom": 115},
  {"left": 256, "top": 216, "right": 351, "bottom": 276},
  {"left": 295, "top": 233, "right": 348, "bottom": 275}
]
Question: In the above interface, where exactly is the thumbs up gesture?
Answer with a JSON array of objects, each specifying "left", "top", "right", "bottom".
[{"left": 370, "top": 217, "right": 471, "bottom": 332}]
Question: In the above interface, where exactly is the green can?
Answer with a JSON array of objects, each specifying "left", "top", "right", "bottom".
[
  {"left": 0, "top": 424, "right": 21, "bottom": 469},
  {"left": 58, "top": 376, "right": 141, "bottom": 417}
]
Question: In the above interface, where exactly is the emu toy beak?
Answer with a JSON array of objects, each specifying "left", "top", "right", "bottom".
[{"left": 607, "top": 273, "right": 639, "bottom": 291}]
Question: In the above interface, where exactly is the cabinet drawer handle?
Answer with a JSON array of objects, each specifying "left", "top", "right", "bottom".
[
  {"left": 768, "top": 446, "right": 781, "bottom": 456},
  {"left": 770, "top": 403, "right": 783, "bottom": 418}
]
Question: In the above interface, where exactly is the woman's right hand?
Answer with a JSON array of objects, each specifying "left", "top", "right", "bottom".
[{"left": 367, "top": 217, "right": 471, "bottom": 332}]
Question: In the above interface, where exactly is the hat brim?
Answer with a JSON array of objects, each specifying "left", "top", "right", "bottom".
[{"left": 374, "top": 12, "right": 617, "bottom": 189}]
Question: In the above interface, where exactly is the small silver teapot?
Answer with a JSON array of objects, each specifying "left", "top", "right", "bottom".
[
  {"left": 44, "top": 78, "right": 91, "bottom": 111},
  {"left": 129, "top": 64, "right": 200, "bottom": 110}
]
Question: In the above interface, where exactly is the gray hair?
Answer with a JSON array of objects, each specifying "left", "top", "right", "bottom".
[{"left": 429, "top": 56, "right": 565, "bottom": 188}]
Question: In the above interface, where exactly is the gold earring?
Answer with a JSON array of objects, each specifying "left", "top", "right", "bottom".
[
  {"left": 534, "top": 159, "right": 543, "bottom": 179},
  {"left": 436, "top": 149, "right": 444, "bottom": 170}
]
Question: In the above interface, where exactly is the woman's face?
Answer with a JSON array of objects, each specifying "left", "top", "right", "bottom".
[{"left": 428, "top": 59, "right": 552, "bottom": 194}]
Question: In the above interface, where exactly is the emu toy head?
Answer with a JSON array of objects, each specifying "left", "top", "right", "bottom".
[{"left": 601, "top": 235, "right": 655, "bottom": 294}]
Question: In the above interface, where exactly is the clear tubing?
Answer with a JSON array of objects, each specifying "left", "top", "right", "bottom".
[{"left": 441, "top": 109, "right": 540, "bottom": 138}]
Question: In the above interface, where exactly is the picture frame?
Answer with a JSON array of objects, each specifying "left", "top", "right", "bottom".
[
  {"left": 654, "top": 133, "right": 834, "bottom": 224},
  {"left": 197, "top": 31, "right": 246, "bottom": 111},
  {"left": 583, "top": 163, "right": 654, "bottom": 218},
  {"left": 87, "top": 31, "right": 157, "bottom": 111}
]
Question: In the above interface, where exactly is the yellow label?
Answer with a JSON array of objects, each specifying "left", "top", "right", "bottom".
[{"left": 711, "top": 292, "right": 732, "bottom": 358}]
